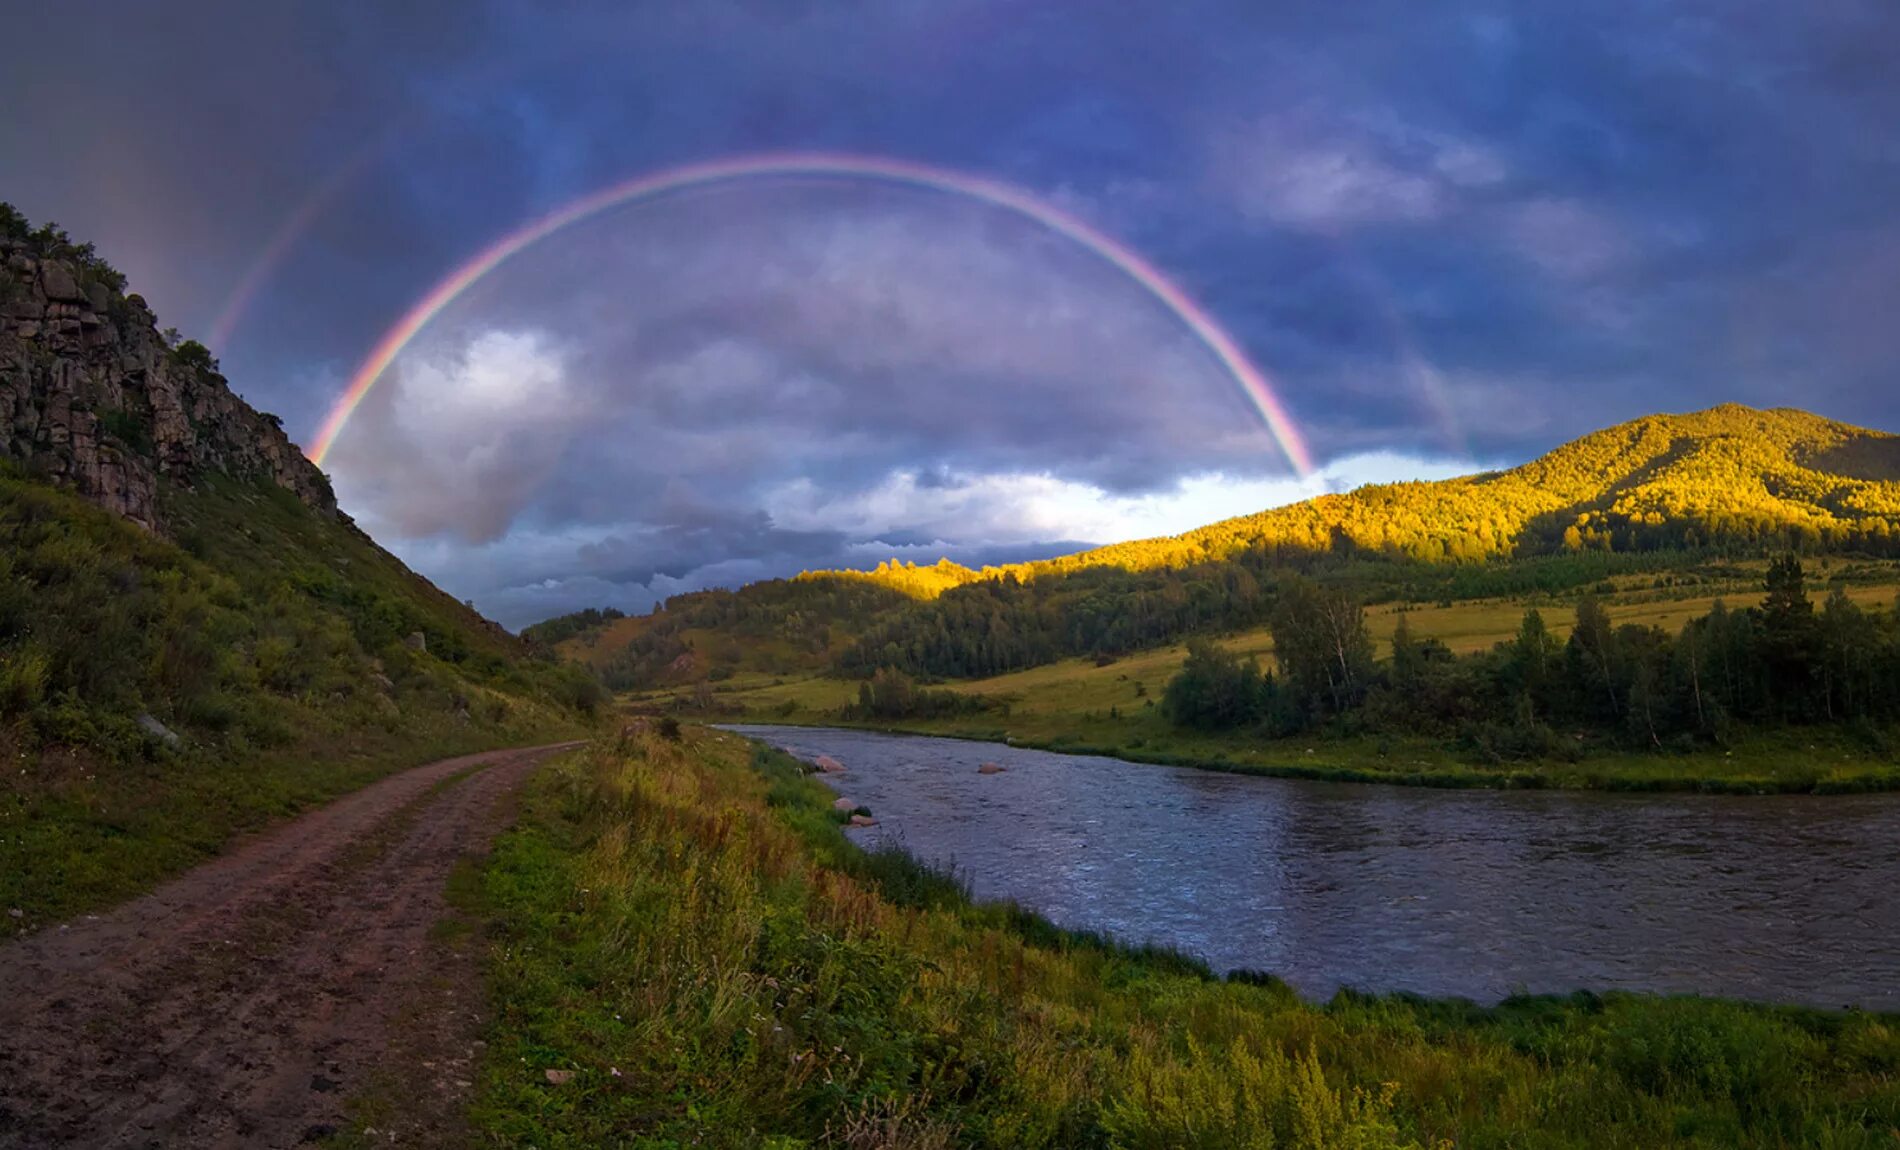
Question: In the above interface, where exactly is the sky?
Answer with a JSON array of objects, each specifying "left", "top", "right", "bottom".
[{"left": 4, "top": 1, "right": 1898, "bottom": 628}]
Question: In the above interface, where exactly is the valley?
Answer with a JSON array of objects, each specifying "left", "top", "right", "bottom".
[
  {"left": 614, "top": 560, "right": 1900, "bottom": 791},
  {"left": 10, "top": 9, "right": 1900, "bottom": 1137}
]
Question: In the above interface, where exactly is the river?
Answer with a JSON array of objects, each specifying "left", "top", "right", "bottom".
[{"left": 726, "top": 725, "right": 1900, "bottom": 1008}]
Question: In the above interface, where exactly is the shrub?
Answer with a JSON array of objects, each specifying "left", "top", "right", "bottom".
[{"left": 0, "top": 646, "right": 49, "bottom": 715}]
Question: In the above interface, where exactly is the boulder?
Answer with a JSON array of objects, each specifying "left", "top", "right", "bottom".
[
  {"left": 814, "top": 754, "right": 846, "bottom": 774},
  {"left": 848, "top": 814, "right": 878, "bottom": 828},
  {"left": 37, "top": 260, "right": 83, "bottom": 303},
  {"left": 136, "top": 713, "right": 181, "bottom": 748},
  {"left": 403, "top": 631, "right": 427, "bottom": 652},
  {"left": 978, "top": 762, "right": 1005, "bottom": 775},
  {"left": 831, "top": 797, "right": 857, "bottom": 813}
]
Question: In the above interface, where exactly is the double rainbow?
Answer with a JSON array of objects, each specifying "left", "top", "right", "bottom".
[{"left": 308, "top": 152, "right": 1313, "bottom": 475}]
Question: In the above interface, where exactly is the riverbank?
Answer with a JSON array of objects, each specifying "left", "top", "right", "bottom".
[
  {"left": 708, "top": 697, "right": 1900, "bottom": 793},
  {"left": 730, "top": 724, "right": 1900, "bottom": 1007},
  {"left": 463, "top": 726, "right": 1900, "bottom": 1146}
]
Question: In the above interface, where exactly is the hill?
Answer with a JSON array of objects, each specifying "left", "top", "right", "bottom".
[
  {"left": 558, "top": 406, "right": 1900, "bottom": 687},
  {"left": 559, "top": 577, "right": 917, "bottom": 690},
  {"left": 814, "top": 405, "right": 1900, "bottom": 591},
  {"left": 0, "top": 205, "right": 604, "bottom": 921}
]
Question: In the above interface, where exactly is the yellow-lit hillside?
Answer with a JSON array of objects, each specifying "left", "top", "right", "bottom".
[{"left": 805, "top": 406, "right": 1900, "bottom": 597}]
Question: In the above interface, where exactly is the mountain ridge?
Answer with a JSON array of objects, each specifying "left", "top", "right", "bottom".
[
  {"left": 797, "top": 403, "right": 1900, "bottom": 597},
  {"left": 548, "top": 404, "right": 1900, "bottom": 688}
]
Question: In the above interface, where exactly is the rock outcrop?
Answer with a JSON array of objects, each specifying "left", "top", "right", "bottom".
[{"left": 0, "top": 213, "right": 337, "bottom": 531}]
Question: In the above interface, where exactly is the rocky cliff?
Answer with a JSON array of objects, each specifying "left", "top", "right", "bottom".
[{"left": 0, "top": 207, "right": 336, "bottom": 530}]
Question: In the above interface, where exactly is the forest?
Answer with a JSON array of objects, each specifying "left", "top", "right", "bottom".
[
  {"left": 590, "top": 576, "right": 912, "bottom": 690},
  {"left": 519, "top": 606, "right": 624, "bottom": 648},
  {"left": 1162, "top": 557, "right": 1900, "bottom": 759}
]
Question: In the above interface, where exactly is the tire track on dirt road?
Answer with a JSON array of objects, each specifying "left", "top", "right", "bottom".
[{"left": 0, "top": 740, "right": 582, "bottom": 1148}]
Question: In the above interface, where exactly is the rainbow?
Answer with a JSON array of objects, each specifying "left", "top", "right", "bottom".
[
  {"left": 207, "top": 137, "right": 393, "bottom": 351},
  {"left": 308, "top": 152, "right": 1315, "bottom": 474}
]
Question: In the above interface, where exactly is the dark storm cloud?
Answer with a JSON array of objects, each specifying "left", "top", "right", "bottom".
[
  {"left": 575, "top": 501, "right": 850, "bottom": 588},
  {"left": 5, "top": 0, "right": 1899, "bottom": 625}
]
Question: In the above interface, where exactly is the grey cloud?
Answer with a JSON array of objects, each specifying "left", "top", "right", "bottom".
[
  {"left": 576, "top": 521, "right": 849, "bottom": 588},
  {"left": 326, "top": 185, "right": 1294, "bottom": 556}
]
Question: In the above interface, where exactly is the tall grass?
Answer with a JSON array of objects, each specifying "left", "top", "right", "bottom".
[{"left": 471, "top": 729, "right": 1900, "bottom": 1147}]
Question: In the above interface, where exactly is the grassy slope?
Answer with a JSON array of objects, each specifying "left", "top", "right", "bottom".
[
  {"left": 653, "top": 570, "right": 1900, "bottom": 792},
  {"left": 462, "top": 728, "right": 1900, "bottom": 1147},
  {"left": 0, "top": 469, "right": 599, "bottom": 923}
]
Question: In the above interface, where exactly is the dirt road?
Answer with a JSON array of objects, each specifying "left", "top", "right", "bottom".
[{"left": 0, "top": 741, "right": 580, "bottom": 1149}]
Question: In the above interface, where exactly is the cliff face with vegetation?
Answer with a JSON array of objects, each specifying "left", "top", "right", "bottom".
[
  {"left": 0, "top": 207, "right": 334, "bottom": 531},
  {"left": 0, "top": 206, "right": 606, "bottom": 923}
]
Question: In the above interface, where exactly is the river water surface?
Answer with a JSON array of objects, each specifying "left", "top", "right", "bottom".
[{"left": 726, "top": 725, "right": 1900, "bottom": 1008}]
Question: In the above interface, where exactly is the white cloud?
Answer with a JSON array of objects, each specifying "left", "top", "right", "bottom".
[
  {"left": 327, "top": 328, "right": 598, "bottom": 543},
  {"left": 1215, "top": 115, "right": 1508, "bottom": 232},
  {"left": 765, "top": 452, "right": 1477, "bottom": 553},
  {"left": 1433, "top": 140, "right": 1510, "bottom": 189},
  {"left": 1501, "top": 197, "right": 1636, "bottom": 281}
]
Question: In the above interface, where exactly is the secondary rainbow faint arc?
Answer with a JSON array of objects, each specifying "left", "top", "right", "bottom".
[{"left": 308, "top": 152, "right": 1316, "bottom": 475}]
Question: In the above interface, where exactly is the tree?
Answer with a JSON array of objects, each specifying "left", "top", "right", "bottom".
[
  {"left": 1390, "top": 613, "right": 1426, "bottom": 689},
  {"left": 1162, "top": 638, "right": 1268, "bottom": 730},
  {"left": 1502, "top": 609, "right": 1558, "bottom": 721},
  {"left": 1566, "top": 595, "right": 1622, "bottom": 720},
  {"left": 1819, "top": 587, "right": 1869, "bottom": 720},
  {"left": 1762, "top": 555, "right": 1814, "bottom": 628},
  {"left": 1760, "top": 555, "right": 1820, "bottom": 719},
  {"left": 1270, "top": 579, "right": 1373, "bottom": 719},
  {"left": 1674, "top": 615, "right": 1710, "bottom": 732}
]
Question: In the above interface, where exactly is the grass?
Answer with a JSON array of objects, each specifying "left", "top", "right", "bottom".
[
  {"left": 642, "top": 580, "right": 1900, "bottom": 793},
  {"left": 465, "top": 727, "right": 1900, "bottom": 1147},
  {"left": 0, "top": 467, "right": 601, "bottom": 924}
]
